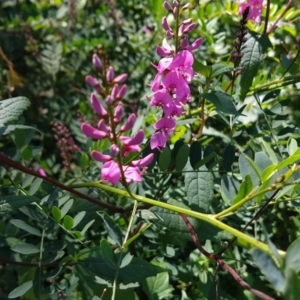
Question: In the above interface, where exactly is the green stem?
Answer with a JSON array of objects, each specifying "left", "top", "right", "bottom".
[
  {"left": 38, "top": 228, "right": 45, "bottom": 298},
  {"left": 111, "top": 198, "right": 139, "bottom": 300},
  {"left": 248, "top": 75, "right": 300, "bottom": 95},
  {"left": 70, "top": 182, "right": 286, "bottom": 257}
]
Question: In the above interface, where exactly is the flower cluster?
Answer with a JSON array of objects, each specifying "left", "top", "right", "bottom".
[
  {"left": 149, "top": 1, "right": 202, "bottom": 150},
  {"left": 52, "top": 121, "right": 81, "bottom": 172},
  {"left": 82, "top": 54, "right": 153, "bottom": 185},
  {"left": 238, "top": 0, "right": 263, "bottom": 23}
]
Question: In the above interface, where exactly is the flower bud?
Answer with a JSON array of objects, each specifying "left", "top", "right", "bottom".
[
  {"left": 182, "top": 3, "right": 190, "bottom": 10},
  {"left": 120, "top": 113, "right": 136, "bottom": 132},
  {"left": 85, "top": 75, "right": 98, "bottom": 87},
  {"left": 116, "top": 84, "right": 128, "bottom": 99},
  {"left": 162, "top": 17, "right": 172, "bottom": 32},
  {"left": 179, "top": 36, "right": 189, "bottom": 49},
  {"left": 92, "top": 150, "right": 112, "bottom": 162},
  {"left": 186, "top": 37, "right": 203, "bottom": 51},
  {"left": 111, "top": 84, "right": 119, "bottom": 101},
  {"left": 90, "top": 93, "right": 107, "bottom": 117},
  {"left": 130, "top": 153, "right": 154, "bottom": 167},
  {"left": 183, "top": 23, "right": 196, "bottom": 34},
  {"left": 182, "top": 18, "right": 193, "bottom": 25},
  {"left": 92, "top": 54, "right": 103, "bottom": 71},
  {"left": 106, "top": 66, "right": 115, "bottom": 82},
  {"left": 81, "top": 123, "right": 107, "bottom": 139},
  {"left": 113, "top": 102, "right": 124, "bottom": 123},
  {"left": 164, "top": 1, "right": 173, "bottom": 12},
  {"left": 110, "top": 144, "right": 120, "bottom": 157},
  {"left": 113, "top": 73, "right": 128, "bottom": 83}
]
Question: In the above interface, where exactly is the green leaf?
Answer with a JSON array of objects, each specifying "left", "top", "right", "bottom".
[
  {"left": 211, "top": 64, "right": 233, "bottom": 78},
  {"left": 21, "top": 146, "right": 33, "bottom": 160},
  {"left": 73, "top": 211, "right": 86, "bottom": 227},
  {"left": 193, "top": 60, "right": 212, "bottom": 78},
  {"left": 284, "top": 237, "right": 300, "bottom": 273},
  {"left": 80, "top": 153, "right": 89, "bottom": 168},
  {"left": 175, "top": 144, "right": 190, "bottom": 171},
  {"left": 0, "top": 195, "right": 39, "bottom": 215},
  {"left": 0, "top": 97, "right": 30, "bottom": 126},
  {"left": 282, "top": 268, "right": 300, "bottom": 300},
  {"left": 194, "top": 151, "right": 216, "bottom": 170},
  {"left": 201, "top": 91, "right": 239, "bottom": 115},
  {"left": 119, "top": 252, "right": 133, "bottom": 269},
  {"left": 0, "top": 125, "right": 41, "bottom": 136},
  {"left": 123, "top": 224, "right": 152, "bottom": 248},
  {"left": 254, "top": 151, "right": 273, "bottom": 173},
  {"left": 189, "top": 141, "right": 202, "bottom": 170},
  {"left": 262, "top": 89, "right": 281, "bottom": 103},
  {"left": 29, "top": 177, "right": 43, "bottom": 195},
  {"left": 77, "top": 246, "right": 165, "bottom": 283},
  {"left": 233, "top": 174, "right": 253, "bottom": 204},
  {"left": 240, "top": 33, "right": 268, "bottom": 99},
  {"left": 222, "top": 144, "right": 235, "bottom": 171},
  {"left": 63, "top": 215, "right": 74, "bottom": 230},
  {"left": 10, "top": 219, "right": 41, "bottom": 236},
  {"left": 221, "top": 175, "right": 240, "bottom": 204},
  {"left": 239, "top": 153, "right": 260, "bottom": 186},
  {"left": 185, "top": 163, "right": 214, "bottom": 212},
  {"left": 100, "top": 239, "right": 118, "bottom": 269},
  {"left": 141, "top": 258, "right": 173, "bottom": 300},
  {"left": 8, "top": 281, "right": 33, "bottom": 298},
  {"left": 97, "top": 212, "right": 123, "bottom": 246},
  {"left": 287, "top": 138, "right": 298, "bottom": 156},
  {"left": 159, "top": 147, "right": 171, "bottom": 171},
  {"left": 52, "top": 206, "right": 62, "bottom": 222},
  {"left": 251, "top": 249, "right": 285, "bottom": 292},
  {"left": 11, "top": 243, "right": 40, "bottom": 254},
  {"left": 60, "top": 199, "right": 74, "bottom": 218}
]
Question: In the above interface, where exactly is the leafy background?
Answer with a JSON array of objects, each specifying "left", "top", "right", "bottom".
[{"left": 1, "top": 0, "right": 300, "bottom": 299}]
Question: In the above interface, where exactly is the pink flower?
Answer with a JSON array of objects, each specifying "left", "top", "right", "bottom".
[
  {"left": 101, "top": 161, "right": 121, "bottom": 184},
  {"left": 162, "top": 70, "right": 190, "bottom": 103},
  {"left": 238, "top": 0, "right": 263, "bottom": 23},
  {"left": 123, "top": 166, "right": 142, "bottom": 183},
  {"left": 150, "top": 89, "right": 182, "bottom": 117},
  {"left": 150, "top": 131, "right": 170, "bottom": 150},
  {"left": 120, "top": 130, "right": 144, "bottom": 155}
]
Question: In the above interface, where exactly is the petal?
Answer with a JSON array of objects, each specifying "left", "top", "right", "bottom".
[
  {"left": 130, "top": 153, "right": 154, "bottom": 167},
  {"left": 91, "top": 150, "right": 112, "bottom": 162},
  {"left": 101, "top": 161, "right": 120, "bottom": 184},
  {"left": 81, "top": 123, "right": 107, "bottom": 139}
]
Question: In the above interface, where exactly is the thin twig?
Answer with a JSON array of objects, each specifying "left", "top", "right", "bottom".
[
  {"left": 180, "top": 214, "right": 276, "bottom": 300},
  {"left": 0, "top": 153, "right": 125, "bottom": 213}
]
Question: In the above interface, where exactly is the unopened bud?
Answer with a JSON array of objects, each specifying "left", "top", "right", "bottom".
[
  {"left": 162, "top": 17, "right": 172, "bottom": 32},
  {"left": 113, "top": 73, "right": 128, "bottom": 83},
  {"left": 182, "top": 3, "right": 190, "bottom": 10},
  {"left": 164, "top": 1, "right": 173, "bottom": 12},
  {"left": 120, "top": 113, "right": 136, "bottom": 132},
  {"left": 106, "top": 66, "right": 115, "bottom": 82},
  {"left": 116, "top": 84, "right": 128, "bottom": 99},
  {"left": 113, "top": 102, "right": 124, "bottom": 123},
  {"left": 92, "top": 54, "right": 103, "bottom": 71},
  {"left": 182, "top": 18, "right": 193, "bottom": 25}
]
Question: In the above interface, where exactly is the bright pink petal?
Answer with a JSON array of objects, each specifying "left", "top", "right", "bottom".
[
  {"left": 130, "top": 153, "right": 154, "bottom": 167},
  {"left": 123, "top": 166, "right": 142, "bottom": 183},
  {"left": 91, "top": 151, "right": 112, "bottom": 162},
  {"left": 150, "top": 131, "right": 170, "bottom": 150},
  {"left": 101, "top": 161, "right": 120, "bottom": 184},
  {"left": 81, "top": 123, "right": 107, "bottom": 139}
]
